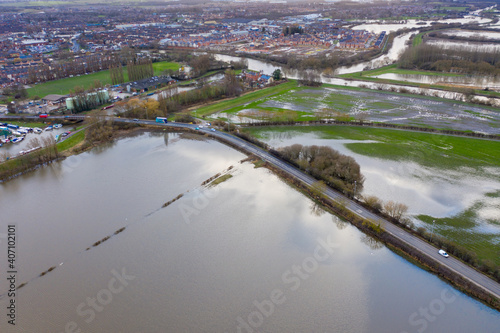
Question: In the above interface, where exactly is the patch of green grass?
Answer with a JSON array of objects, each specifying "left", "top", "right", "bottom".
[
  {"left": 27, "top": 61, "right": 179, "bottom": 98},
  {"left": 417, "top": 207, "right": 500, "bottom": 265},
  {"left": 152, "top": 61, "right": 180, "bottom": 76},
  {"left": 440, "top": 6, "right": 468, "bottom": 11},
  {"left": 27, "top": 70, "right": 117, "bottom": 98},
  {"left": 4, "top": 121, "right": 46, "bottom": 128},
  {"left": 210, "top": 174, "right": 233, "bottom": 186},
  {"left": 57, "top": 130, "right": 85, "bottom": 152},
  {"left": 193, "top": 80, "right": 297, "bottom": 117},
  {"left": 253, "top": 160, "right": 266, "bottom": 168},
  {"left": 485, "top": 190, "right": 500, "bottom": 198}
]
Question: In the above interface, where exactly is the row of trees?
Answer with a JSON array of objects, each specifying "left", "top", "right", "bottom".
[
  {"left": 127, "top": 58, "right": 154, "bottom": 82},
  {"left": 276, "top": 144, "right": 364, "bottom": 197},
  {"left": 399, "top": 41, "right": 500, "bottom": 76},
  {"left": 0, "top": 136, "right": 58, "bottom": 181},
  {"left": 109, "top": 64, "right": 125, "bottom": 85},
  {"left": 27, "top": 54, "right": 121, "bottom": 84},
  {"left": 283, "top": 25, "right": 304, "bottom": 36},
  {"left": 156, "top": 70, "right": 243, "bottom": 114},
  {"left": 69, "top": 80, "right": 108, "bottom": 113}
]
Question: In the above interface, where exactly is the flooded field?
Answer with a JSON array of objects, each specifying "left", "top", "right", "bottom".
[
  {"left": 212, "top": 85, "right": 500, "bottom": 134},
  {"left": 372, "top": 73, "right": 500, "bottom": 90},
  {"left": 351, "top": 17, "right": 492, "bottom": 34},
  {"left": 249, "top": 126, "right": 500, "bottom": 265},
  {"left": 2, "top": 132, "right": 499, "bottom": 331},
  {"left": 440, "top": 29, "right": 500, "bottom": 40},
  {"left": 425, "top": 38, "right": 500, "bottom": 52}
]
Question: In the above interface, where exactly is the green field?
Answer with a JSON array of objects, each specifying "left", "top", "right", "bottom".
[
  {"left": 152, "top": 61, "right": 180, "bottom": 75},
  {"left": 27, "top": 61, "right": 179, "bottom": 98},
  {"left": 192, "top": 80, "right": 297, "bottom": 117}
]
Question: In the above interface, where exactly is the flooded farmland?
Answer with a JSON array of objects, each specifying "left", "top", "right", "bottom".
[
  {"left": 216, "top": 86, "right": 500, "bottom": 135},
  {"left": 250, "top": 126, "right": 500, "bottom": 265},
  {"left": 1, "top": 132, "right": 500, "bottom": 332}
]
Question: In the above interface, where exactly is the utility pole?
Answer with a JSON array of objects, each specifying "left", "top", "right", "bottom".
[{"left": 429, "top": 219, "right": 436, "bottom": 243}]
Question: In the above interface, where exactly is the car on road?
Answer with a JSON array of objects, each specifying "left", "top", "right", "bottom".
[
  {"left": 211, "top": 128, "right": 216, "bottom": 132},
  {"left": 195, "top": 127, "right": 200, "bottom": 130},
  {"left": 438, "top": 249, "right": 449, "bottom": 258},
  {"left": 133, "top": 119, "right": 139, "bottom": 122}
]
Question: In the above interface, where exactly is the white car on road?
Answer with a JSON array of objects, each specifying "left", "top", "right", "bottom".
[{"left": 438, "top": 249, "right": 449, "bottom": 258}]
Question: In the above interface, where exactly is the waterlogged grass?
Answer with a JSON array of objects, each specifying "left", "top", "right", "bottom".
[
  {"left": 192, "top": 80, "right": 297, "bottom": 117},
  {"left": 348, "top": 64, "right": 463, "bottom": 78},
  {"left": 417, "top": 208, "right": 500, "bottom": 265},
  {"left": 57, "top": 130, "right": 85, "bottom": 152},
  {"left": 248, "top": 125, "right": 500, "bottom": 169},
  {"left": 210, "top": 174, "right": 233, "bottom": 186},
  {"left": 27, "top": 61, "right": 178, "bottom": 98},
  {"left": 248, "top": 125, "right": 500, "bottom": 265}
]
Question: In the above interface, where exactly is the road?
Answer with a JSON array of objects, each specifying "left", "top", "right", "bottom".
[{"left": 4, "top": 114, "right": 500, "bottom": 303}]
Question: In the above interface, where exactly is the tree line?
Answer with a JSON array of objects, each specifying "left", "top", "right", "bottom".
[
  {"left": 399, "top": 43, "right": 500, "bottom": 76},
  {"left": 156, "top": 70, "right": 243, "bottom": 114},
  {"left": 127, "top": 58, "right": 154, "bottom": 82},
  {"left": 27, "top": 54, "right": 121, "bottom": 84},
  {"left": 273, "top": 144, "right": 364, "bottom": 197},
  {"left": 69, "top": 80, "right": 109, "bottom": 113}
]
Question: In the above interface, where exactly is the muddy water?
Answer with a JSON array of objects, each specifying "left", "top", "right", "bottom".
[{"left": 0, "top": 132, "right": 499, "bottom": 332}]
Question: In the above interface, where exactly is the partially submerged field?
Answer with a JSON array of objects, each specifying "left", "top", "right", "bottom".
[
  {"left": 247, "top": 125, "right": 500, "bottom": 265},
  {"left": 207, "top": 82, "right": 500, "bottom": 134},
  {"left": 26, "top": 61, "right": 179, "bottom": 98},
  {"left": 339, "top": 64, "right": 500, "bottom": 98}
]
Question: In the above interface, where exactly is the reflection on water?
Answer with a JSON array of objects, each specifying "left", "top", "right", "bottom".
[
  {"left": 0, "top": 133, "right": 500, "bottom": 332},
  {"left": 258, "top": 130, "right": 500, "bottom": 229}
]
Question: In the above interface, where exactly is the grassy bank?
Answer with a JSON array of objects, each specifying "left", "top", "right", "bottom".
[
  {"left": 192, "top": 80, "right": 297, "bottom": 117},
  {"left": 57, "top": 130, "right": 85, "bottom": 152}
]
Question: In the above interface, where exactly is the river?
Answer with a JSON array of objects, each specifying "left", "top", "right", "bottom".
[
  {"left": 212, "top": 14, "right": 500, "bottom": 106},
  {"left": 0, "top": 132, "right": 499, "bottom": 332}
]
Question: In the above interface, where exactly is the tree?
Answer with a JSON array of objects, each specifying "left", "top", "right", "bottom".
[
  {"left": 310, "top": 180, "right": 327, "bottom": 199},
  {"left": 383, "top": 201, "right": 408, "bottom": 221},
  {"left": 222, "top": 70, "right": 243, "bottom": 97},
  {"left": 272, "top": 69, "right": 282, "bottom": 81},
  {"left": 363, "top": 195, "right": 383, "bottom": 212}
]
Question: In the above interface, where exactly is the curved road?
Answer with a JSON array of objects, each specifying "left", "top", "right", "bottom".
[{"left": 4, "top": 114, "right": 500, "bottom": 303}]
